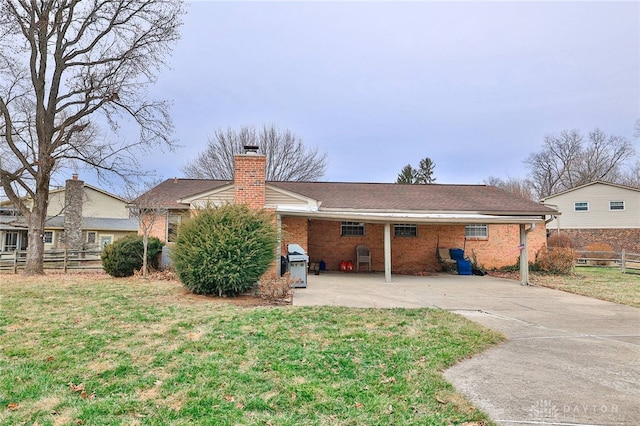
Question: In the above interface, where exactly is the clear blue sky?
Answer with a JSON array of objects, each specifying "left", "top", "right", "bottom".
[{"left": 94, "top": 1, "right": 640, "bottom": 187}]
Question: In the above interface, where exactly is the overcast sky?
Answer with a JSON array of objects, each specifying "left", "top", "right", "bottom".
[{"left": 104, "top": 1, "right": 640, "bottom": 187}]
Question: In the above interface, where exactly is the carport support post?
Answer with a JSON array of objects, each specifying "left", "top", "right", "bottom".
[
  {"left": 384, "top": 223, "right": 392, "bottom": 283},
  {"left": 519, "top": 223, "right": 530, "bottom": 286}
]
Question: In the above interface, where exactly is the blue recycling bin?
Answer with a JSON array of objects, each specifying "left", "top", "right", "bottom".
[{"left": 456, "top": 259, "right": 472, "bottom": 275}]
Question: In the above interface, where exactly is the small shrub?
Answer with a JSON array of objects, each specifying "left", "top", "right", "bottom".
[
  {"left": 172, "top": 204, "right": 278, "bottom": 296},
  {"left": 584, "top": 242, "right": 615, "bottom": 266},
  {"left": 547, "top": 232, "right": 574, "bottom": 248},
  {"left": 536, "top": 247, "right": 576, "bottom": 274},
  {"left": 258, "top": 272, "right": 295, "bottom": 303},
  {"left": 102, "top": 235, "right": 163, "bottom": 277}
]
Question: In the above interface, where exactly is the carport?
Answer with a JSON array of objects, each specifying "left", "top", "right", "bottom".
[{"left": 277, "top": 207, "right": 546, "bottom": 285}]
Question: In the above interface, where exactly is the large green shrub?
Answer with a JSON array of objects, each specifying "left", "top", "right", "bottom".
[
  {"left": 102, "top": 235, "right": 163, "bottom": 277},
  {"left": 172, "top": 204, "right": 278, "bottom": 296}
]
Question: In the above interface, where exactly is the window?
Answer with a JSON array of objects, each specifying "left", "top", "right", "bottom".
[
  {"left": 100, "top": 235, "right": 113, "bottom": 249},
  {"left": 394, "top": 224, "right": 417, "bottom": 237},
  {"left": 86, "top": 231, "right": 97, "bottom": 244},
  {"left": 43, "top": 231, "right": 53, "bottom": 244},
  {"left": 341, "top": 221, "right": 365, "bottom": 236},
  {"left": 167, "top": 213, "right": 188, "bottom": 243},
  {"left": 609, "top": 201, "right": 625, "bottom": 211},
  {"left": 574, "top": 202, "right": 589, "bottom": 212},
  {"left": 3, "top": 232, "right": 18, "bottom": 251},
  {"left": 465, "top": 224, "right": 488, "bottom": 238}
]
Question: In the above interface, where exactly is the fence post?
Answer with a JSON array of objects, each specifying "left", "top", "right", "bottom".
[
  {"left": 621, "top": 249, "right": 626, "bottom": 274},
  {"left": 13, "top": 250, "right": 18, "bottom": 274},
  {"left": 63, "top": 249, "right": 68, "bottom": 273}
]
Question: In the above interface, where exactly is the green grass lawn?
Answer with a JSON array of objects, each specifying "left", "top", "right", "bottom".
[
  {"left": 0, "top": 273, "right": 502, "bottom": 425},
  {"left": 532, "top": 267, "right": 640, "bottom": 308}
]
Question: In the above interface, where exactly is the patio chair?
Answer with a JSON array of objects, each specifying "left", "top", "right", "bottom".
[
  {"left": 356, "top": 244, "right": 371, "bottom": 272},
  {"left": 437, "top": 247, "right": 457, "bottom": 272}
]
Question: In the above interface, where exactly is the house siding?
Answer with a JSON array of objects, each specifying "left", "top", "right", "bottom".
[
  {"left": 542, "top": 182, "right": 640, "bottom": 252},
  {"left": 544, "top": 183, "right": 640, "bottom": 229}
]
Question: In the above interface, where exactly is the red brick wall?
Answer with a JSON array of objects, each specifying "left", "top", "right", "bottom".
[
  {"left": 464, "top": 224, "right": 547, "bottom": 269},
  {"left": 233, "top": 154, "right": 266, "bottom": 209},
  {"left": 281, "top": 217, "right": 309, "bottom": 254},
  {"left": 141, "top": 212, "right": 168, "bottom": 242},
  {"left": 556, "top": 228, "right": 640, "bottom": 253},
  {"left": 304, "top": 220, "right": 547, "bottom": 272}
]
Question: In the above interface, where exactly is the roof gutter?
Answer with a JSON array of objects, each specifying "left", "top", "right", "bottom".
[{"left": 275, "top": 207, "right": 547, "bottom": 225}]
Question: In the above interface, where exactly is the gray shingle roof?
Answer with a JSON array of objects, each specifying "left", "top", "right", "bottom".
[
  {"left": 272, "top": 181, "right": 555, "bottom": 214},
  {"left": 134, "top": 179, "right": 230, "bottom": 209},
  {"left": 142, "top": 178, "right": 556, "bottom": 216}
]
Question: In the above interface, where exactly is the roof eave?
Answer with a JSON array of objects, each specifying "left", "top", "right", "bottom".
[{"left": 276, "top": 208, "right": 547, "bottom": 224}]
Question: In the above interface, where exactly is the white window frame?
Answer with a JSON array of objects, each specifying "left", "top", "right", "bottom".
[
  {"left": 43, "top": 231, "right": 53, "bottom": 244},
  {"left": 609, "top": 200, "right": 625, "bottom": 211},
  {"left": 394, "top": 224, "right": 417, "bottom": 237},
  {"left": 465, "top": 224, "right": 488, "bottom": 239},
  {"left": 574, "top": 202, "right": 589, "bottom": 212},
  {"left": 86, "top": 231, "right": 97, "bottom": 244},
  {"left": 341, "top": 221, "right": 365, "bottom": 236}
]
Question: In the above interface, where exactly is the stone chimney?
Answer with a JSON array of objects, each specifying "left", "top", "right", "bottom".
[
  {"left": 233, "top": 145, "right": 266, "bottom": 209},
  {"left": 64, "top": 175, "right": 84, "bottom": 250}
]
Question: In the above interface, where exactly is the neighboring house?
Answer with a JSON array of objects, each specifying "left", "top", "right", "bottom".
[
  {"left": 137, "top": 149, "right": 558, "bottom": 284},
  {"left": 541, "top": 181, "right": 640, "bottom": 252},
  {"left": 0, "top": 175, "right": 138, "bottom": 252}
]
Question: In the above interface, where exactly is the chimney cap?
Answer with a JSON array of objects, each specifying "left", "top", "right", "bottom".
[
  {"left": 243, "top": 145, "right": 259, "bottom": 154},
  {"left": 72, "top": 173, "right": 79, "bottom": 181}
]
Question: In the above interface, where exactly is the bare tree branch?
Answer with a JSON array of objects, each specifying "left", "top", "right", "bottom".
[
  {"left": 0, "top": 0, "right": 184, "bottom": 274},
  {"left": 525, "top": 128, "right": 635, "bottom": 199},
  {"left": 182, "top": 124, "right": 328, "bottom": 182}
]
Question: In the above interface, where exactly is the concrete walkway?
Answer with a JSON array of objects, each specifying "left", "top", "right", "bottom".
[{"left": 293, "top": 272, "right": 640, "bottom": 426}]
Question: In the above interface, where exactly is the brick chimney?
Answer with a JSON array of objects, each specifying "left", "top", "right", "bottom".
[
  {"left": 64, "top": 175, "right": 84, "bottom": 250},
  {"left": 233, "top": 145, "right": 266, "bottom": 209}
]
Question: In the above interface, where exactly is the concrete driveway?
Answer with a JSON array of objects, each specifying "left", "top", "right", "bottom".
[{"left": 293, "top": 272, "right": 640, "bottom": 426}]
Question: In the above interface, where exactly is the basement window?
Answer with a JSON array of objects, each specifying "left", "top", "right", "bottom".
[
  {"left": 341, "top": 222, "right": 365, "bottom": 236},
  {"left": 465, "top": 224, "right": 488, "bottom": 239},
  {"left": 394, "top": 224, "right": 417, "bottom": 237}
]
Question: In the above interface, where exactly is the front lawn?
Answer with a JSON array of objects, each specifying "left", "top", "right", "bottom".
[
  {"left": 0, "top": 273, "right": 502, "bottom": 425},
  {"left": 534, "top": 267, "right": 640, "bottom": 308}
]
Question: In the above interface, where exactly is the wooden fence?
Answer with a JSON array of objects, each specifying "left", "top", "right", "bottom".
[
  {"left": 574, "top": 249, "right": 640, "bottom": 273},
  {"left": 0, "top": 249, "right": 104, "bottom": 273}
]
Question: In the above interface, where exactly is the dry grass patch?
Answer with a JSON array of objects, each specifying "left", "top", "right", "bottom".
[{"left": 489, "top": 267, "right": 640, "bottom": 307}]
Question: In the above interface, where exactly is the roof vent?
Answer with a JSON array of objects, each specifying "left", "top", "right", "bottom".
[{"left": 243, "top": 145, "right": 259, "bottom": 154}]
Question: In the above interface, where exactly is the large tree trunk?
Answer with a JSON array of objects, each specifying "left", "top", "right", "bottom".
[{"left": 23, "top": 181, "right": 50, "bottom": 275}]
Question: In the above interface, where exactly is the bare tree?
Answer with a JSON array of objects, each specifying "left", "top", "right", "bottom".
[
  {"left": 125, "top": 181, "right": 167, "bottom": 279},
  {"left": 525, "top": 129, "right": 635, "bottom": 199},
  {"left": 0, "top": 1, "right": 184, "bottom": 274},
  {"left": 484, "top": 176, "right": 535, "bottom": 201},
  {"left": 182, "top": 124, "right": 328, "bottom": 181}
]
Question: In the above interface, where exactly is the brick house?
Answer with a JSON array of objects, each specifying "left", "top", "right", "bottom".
[
  {"left": 541, "top": 181, "right": 640, "bottom": 252},
  {"left": 138, "top": 149, "right": 557, "bottom": 285}
]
